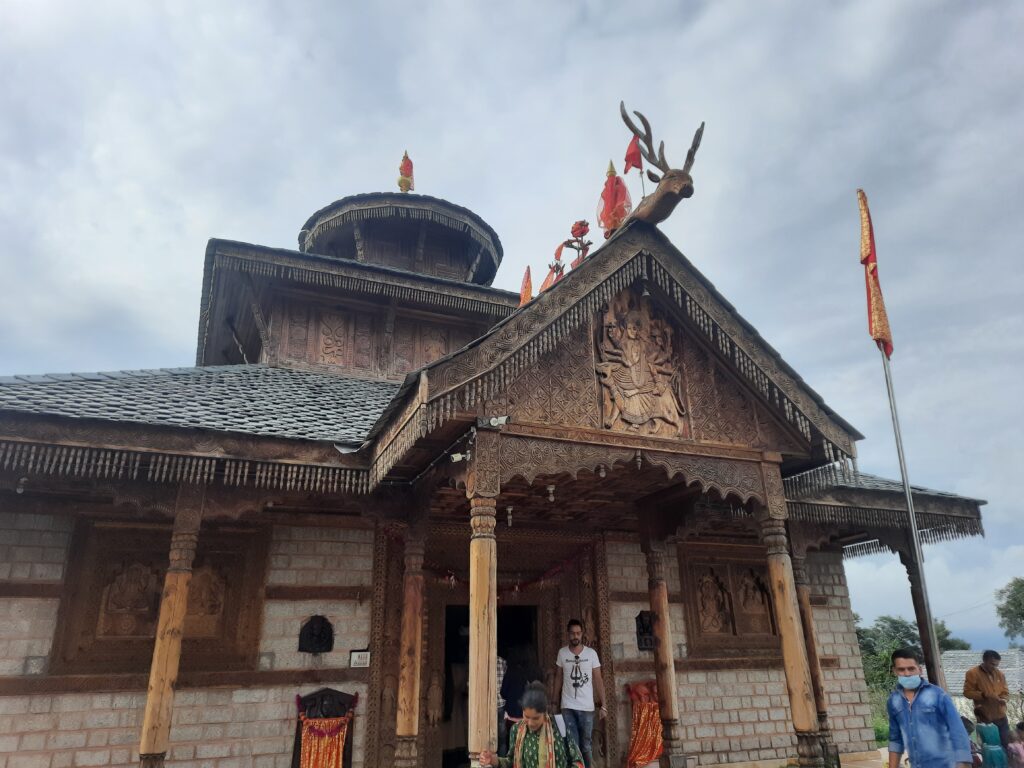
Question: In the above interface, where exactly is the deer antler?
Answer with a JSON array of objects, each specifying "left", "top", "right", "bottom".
[
  {"left": 682, "top": 122, "right": 705, "bottom": 175},
  {"left": 620, "top": 101, "right": 671, "bottom": 181}
]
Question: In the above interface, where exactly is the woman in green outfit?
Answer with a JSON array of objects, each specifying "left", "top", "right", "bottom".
[{"left": 479, "top": 682, "right": 585, "bottom": 768}]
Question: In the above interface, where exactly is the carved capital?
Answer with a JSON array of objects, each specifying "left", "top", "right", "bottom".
[
  {"left": 469, "top": 497, "right": 497, "bottom": 540},
  {"left": 404, "top": 535, "right": 426, "bottom": 574},
  {"left": 759, "top": 461, "right": 788, "bottom": 520},
  {"left": 758, "top": 516, "right": 789, "bottom": 557},
  {"left": 466, "top": 429, "right": 500, "bottom": 499},
  {"left": 168, "top": 484, "right": 205, "bottom": 573},
  {"left": 643, "top": 537, "right": 669, "bottom": 586}
]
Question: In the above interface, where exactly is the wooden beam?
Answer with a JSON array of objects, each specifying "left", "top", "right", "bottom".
[
  {"left": 792, "top": 554, "right": 830, "bottom": 730},
  {"left": 138, "top": 484, "right": 204, "bottom": 768}
]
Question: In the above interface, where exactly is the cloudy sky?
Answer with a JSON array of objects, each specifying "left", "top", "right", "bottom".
[{"left": 1, "top": 1, "right": 1021, "bottom": 649}]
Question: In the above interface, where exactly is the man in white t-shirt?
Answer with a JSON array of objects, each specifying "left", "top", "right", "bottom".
[{"left": 555, "top": 618, "right": 606, "bottom": 768}]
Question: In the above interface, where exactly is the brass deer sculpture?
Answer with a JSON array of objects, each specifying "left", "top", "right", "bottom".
[{"left": 620, "top": 101, "right": 704, "bottom": 225}]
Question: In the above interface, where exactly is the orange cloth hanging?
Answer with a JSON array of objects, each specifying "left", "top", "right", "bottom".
[
  {"left": 299, "top": 714, "right": 350, "bottom": 768},
  {"left": 625, "top": 682, "right": 663, "bottom": 768}
]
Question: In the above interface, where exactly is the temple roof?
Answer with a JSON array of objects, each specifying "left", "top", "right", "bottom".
[{"left": 0, "top": 365, "right": 399, "bottom": 446}]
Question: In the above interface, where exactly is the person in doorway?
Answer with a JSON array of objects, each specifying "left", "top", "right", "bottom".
[
  {"left": 479, "top": 681, "right": 584, "bottom": 768},
  {"left": 555, "top": 619, "right": 605, "bottom": 768},
  {"left": 887, "top": 648, "right": 971, "bottom": 768},
  {"left": 497, "top": 654, "right": 508, "bottom": 757},
  {"left": 964, "top": 650, "right": 1011, "bottom": 748}
]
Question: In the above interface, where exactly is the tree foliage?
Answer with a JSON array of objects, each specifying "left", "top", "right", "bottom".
[
  {"left": 996, "top": 577, "right": 1024, "bottom": 642},
  {"left": 855, "top": 614, "right": 970, "bottom": 688}
]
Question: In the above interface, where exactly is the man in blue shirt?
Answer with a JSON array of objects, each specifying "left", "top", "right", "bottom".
[{"left": 887, "top": 647, "right": 972, "bottom": 768}]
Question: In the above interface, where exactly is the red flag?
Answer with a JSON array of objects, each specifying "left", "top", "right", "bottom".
[
  {"left": 598, "top": 162, "right": 632, "bottom": 238},
  {"left": 519, "top": 266, "right": 532, "bottom": 307},
  {"left": 857, "top": 189, "right": 893, "bottom": 358},
  {"left": 624, "top": 135, "right": 643, "bottom": 174}
]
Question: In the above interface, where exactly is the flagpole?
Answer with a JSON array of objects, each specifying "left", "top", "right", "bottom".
[{"left": 879, "top": 344, "right": 944, "bottom": 687}]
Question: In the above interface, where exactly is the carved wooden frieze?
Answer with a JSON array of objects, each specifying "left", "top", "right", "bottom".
[
  {"left": 596, "top": 288, "right": 690, "bottom": 438},
  {"left": 678, "top": 543, "right": 779, "bottom": 657},
  {"left": 642, "top": 450, "right": 764, "bottom": 505},
  {"left": 498, "top": 435, "right": 635, "bottom": 487}
]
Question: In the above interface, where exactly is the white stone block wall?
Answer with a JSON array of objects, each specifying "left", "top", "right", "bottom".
[
  {"left": 0, "top": 513, "right": 374, "bottom": 768},
  {"left": 605, "top": 536, "right": 877, "bottom": 765},
  {"left": 806, "top": 549, "right": 876, "bottom": 752}
]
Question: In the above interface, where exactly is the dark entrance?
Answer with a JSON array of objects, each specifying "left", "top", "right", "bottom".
[{"left": 441, "top": 604, "right": 538, "bottom": 768}]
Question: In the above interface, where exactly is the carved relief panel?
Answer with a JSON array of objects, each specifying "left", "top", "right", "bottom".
[
  {"left": 678, "top": 542, "right": 778, "bottom": 657},
  {"left": 53, "top": 521, "right": 268, "bottom": 674},
  {"left": 595, "top": 288, "right": 690, "bottom": 438},
  {"left": 497, "top": 322, "right": 601, "bottom": 428}
]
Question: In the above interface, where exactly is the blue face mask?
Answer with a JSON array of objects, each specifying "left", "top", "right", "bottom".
[{"left": 897, "top": 675, "right": 922, "bottom": 690}]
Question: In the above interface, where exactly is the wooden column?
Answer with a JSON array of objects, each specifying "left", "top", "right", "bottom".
[
  {"left": 395, "top": 527, "right": 426, "bottom": 767},
  {"left": 899, "top": 550, "right": 947, "bottom": 689},
  {"left": 759, "top": 462, "right": 823, "bottom": 767},
  {"left": 642, "top": 537, "right": 683, "bottom": 765},
  {"left": 791, "top": 552, "right": 830, "bottom": 731},
  {"left": 468, "top": 497, "right": 498, "bottom": 765},
  {"left": 138, "top": 484, "right": 205, "bottom": 768},
  {"left": 466, "top": 427, "right": 500, "bottom": 767}
]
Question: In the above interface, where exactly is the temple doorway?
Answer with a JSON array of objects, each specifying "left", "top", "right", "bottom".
[{"left": 440, "top": 604, "right": 539, "bottom": 768}]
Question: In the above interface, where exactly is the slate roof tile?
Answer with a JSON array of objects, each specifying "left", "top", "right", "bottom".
[{"left": 0, "top": 364, "right": 400, "bottom": 446}]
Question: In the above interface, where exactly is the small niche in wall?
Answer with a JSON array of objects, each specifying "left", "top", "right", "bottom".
[
  {"left": 298, "top": 615, "right": 334, "bottom": 654},
  {"left": 635, "top": 610, "right": 656, "bottom": 652}
]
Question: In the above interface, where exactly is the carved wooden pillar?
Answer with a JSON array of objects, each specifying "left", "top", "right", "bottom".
[
  {"left": 466, "top": 429, "right": 499, "bottom": 767},
  {"left": 790, "top": 550, "right": 830, "bottom": 731},
  {"left": 759, "top": 461, "right": 823, "bottom": 768},
  {"left": 138, "top": 484, "right": 205, "bottom": 768},
  {"left": 898, "top": 549, "right": 946, "bottom": 689},
  {"left": 395, "top": 525, "right": 426, "bottom": 767},
  {"left": 642, "top": 536, "right": 684, "bottom": 766}
]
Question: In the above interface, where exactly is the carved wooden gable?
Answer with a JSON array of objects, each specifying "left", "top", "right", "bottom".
[{"left": 491, "top": 285, "right": 802, "bottom": 454}]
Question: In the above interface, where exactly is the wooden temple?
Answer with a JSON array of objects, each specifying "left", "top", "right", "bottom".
[{"left": 0, "top": 182, "right": 984, "bottom": 767}]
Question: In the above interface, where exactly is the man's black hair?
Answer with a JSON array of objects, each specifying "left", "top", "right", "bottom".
[
  {"left": 567, "top": 618, "right": 584, "bottom": 632},
  {"left": 891, "top": 647, "right": 922, "bottom": 665},
  {"left": 982, "top": 650, "right": 1002, "bottom": 662}
]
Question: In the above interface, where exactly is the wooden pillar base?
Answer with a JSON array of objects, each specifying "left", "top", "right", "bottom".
[
  {"left": 394, "top": 735, "right": 418, "bottom": 768},
  {"left": 139, "top": 753, "right": 165, "bottom": 768},
  {"left": 796, "top": 732, "right": 826, "bottom": 768}
]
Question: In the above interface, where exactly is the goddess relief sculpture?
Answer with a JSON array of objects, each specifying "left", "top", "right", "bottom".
[{"left": 596, "top": 295, "right": 688, "bottom": 438}]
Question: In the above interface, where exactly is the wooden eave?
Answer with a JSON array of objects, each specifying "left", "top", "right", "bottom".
[
  {"left": 0, "top": 412, "right": 370, "bottom": 495},
  {"left": 366, "top": 222, "right": 862, "bottom": 489},
  {"left": 195, "top": 238, "right": 519, "bottom": 366}
]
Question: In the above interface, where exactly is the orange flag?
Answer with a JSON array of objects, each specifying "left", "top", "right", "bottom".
[
  {"left": 857, "top": 189, "right": 893, "bottom": 358},
  {"left": 519, "top": 266, "right": 532, "bottom": 307}
]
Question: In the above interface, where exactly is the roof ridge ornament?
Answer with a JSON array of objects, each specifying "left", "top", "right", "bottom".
[
  {"left": 619, "top": 101, "right": 704, "bottom": 225},
  {"left": 398, "top": 151, "right": 414, "bottom": 193}
]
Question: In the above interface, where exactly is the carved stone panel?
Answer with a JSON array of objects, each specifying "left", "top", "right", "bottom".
[{"left": 596, "top": 288, "right": 690, "bottom": 438}]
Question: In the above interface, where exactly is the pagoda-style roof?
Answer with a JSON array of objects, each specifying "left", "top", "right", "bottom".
[
  {"left": 0, "top": 364, "right": 398, "bottom": 446},
  {"left": 297, "top": 192, "right": 504, "bottom": 285}
]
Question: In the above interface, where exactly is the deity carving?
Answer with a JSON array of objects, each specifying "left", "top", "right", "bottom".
[
  {"left": 697, "top": 568, "right": 731, "bottom": 634},
  {"left": 736, "top": 569, "right": 773, "bottom": 635},
  {"left": 98, "top": 562, "right": 160, "bottom": 638},
  {"left": 596, "top": 292, "right": 688, "bottom": 438}
]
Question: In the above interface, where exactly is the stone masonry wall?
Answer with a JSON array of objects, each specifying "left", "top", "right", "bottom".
[
  {"left": 806, "top": 549, "right": 876, "bottom": 753},
  {"left": 0, "top": 513, "right": 374, "bottom": 768}
]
